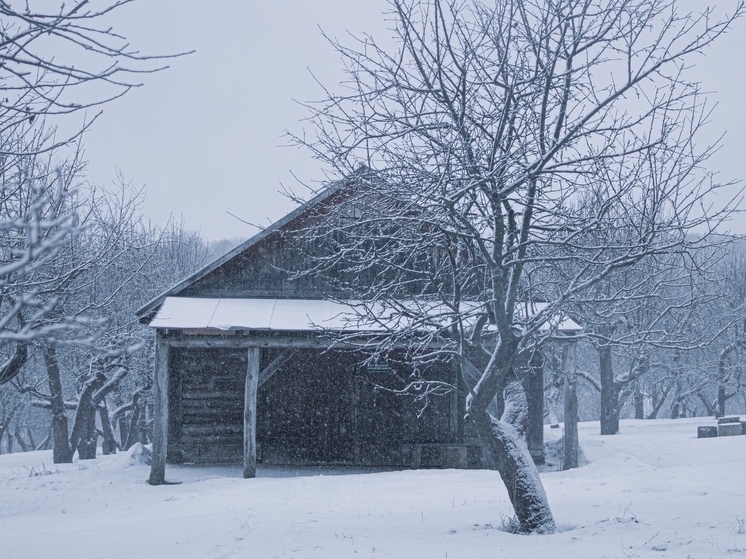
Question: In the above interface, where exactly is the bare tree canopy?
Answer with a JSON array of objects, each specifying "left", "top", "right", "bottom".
[
  {"left": 293, "top": 0, "right": 744, "bottom": 533},
  {"left": 0, "top": 1, "right": 180, "bottom": 384},
  {"left": 0, "top": 0, "right": 174, "bottom": 149}
]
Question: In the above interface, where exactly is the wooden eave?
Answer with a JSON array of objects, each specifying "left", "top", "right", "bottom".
[{"left": 158, "top": 328, "right": 420, "bottom": 350}]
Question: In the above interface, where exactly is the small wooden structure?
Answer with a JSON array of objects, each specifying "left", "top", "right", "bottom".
[{"left": 137, "top": 182, "right": 579, "bottom": 483}]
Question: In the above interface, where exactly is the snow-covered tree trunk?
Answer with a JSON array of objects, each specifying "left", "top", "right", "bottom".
[
  {"left": 468, "top": 347, "right": 555, "bottom": 534},
  {"left": 501, "top": 375, "right": 528, "bottom": 437},
  {"left": 475, "top": 411, "right": 555, "bottom": 532},
  {"left": 99, "top": 405, "right": 118, "bottom": 455},
  {"left": 470, "top": 407, "right": 555, "bottom": 533}
]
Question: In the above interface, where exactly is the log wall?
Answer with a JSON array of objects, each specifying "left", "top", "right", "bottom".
[{"left": 168, "top": 347, "right": 247, "bottom": 463}]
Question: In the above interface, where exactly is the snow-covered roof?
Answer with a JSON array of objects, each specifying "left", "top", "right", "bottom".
[
  {"left": 515, "top": 301, "right": 582, "bottom": 334},
  {"left": 150, "top": 297, "right": 383, "bottom": 331},
  {"left": 149, "top": 297, "right": 581, "bottom": 334}
]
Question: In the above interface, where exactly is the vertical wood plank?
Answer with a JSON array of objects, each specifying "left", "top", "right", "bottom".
[
  {"left": 148, "top": 334, "right": 169, "bottom": 485},
  {"left": 563, "top": 341, "right": 579, "bottom": 470},
  {"left": 243, "top": 347, "right": 261, "bottom": 479},
  {"left": 449, "top": 361, "right": 460, "bottom": 439},
  {"left": 167, "top": 349, "right": 183, "bottom": 461}
]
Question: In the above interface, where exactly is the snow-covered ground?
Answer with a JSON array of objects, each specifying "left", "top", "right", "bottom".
[{"left": 1, "top": 418, "right": 744, "bottom": 558}]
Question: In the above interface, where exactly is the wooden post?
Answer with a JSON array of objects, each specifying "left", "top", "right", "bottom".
[
  {"left": 563, "top": 340, "right": 579, "bottom": 470},
  {"left": 243, "top": 347, "right": 261, "bottom": 479},
  {"left": 148, "top": 334, "right": 169, "bottom": 485},
  {"left": 525, "top": 352, "right": 545, "bottom": 465}
]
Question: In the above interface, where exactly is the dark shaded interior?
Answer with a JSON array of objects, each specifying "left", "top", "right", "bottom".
[{"left": 166, "top": 347, "right": 471, "bottom": 467}]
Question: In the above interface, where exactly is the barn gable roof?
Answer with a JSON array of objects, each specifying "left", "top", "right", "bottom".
[
  {"left": 136, "top": 170, "right": 582, "bottom": 337},
  {"left": 135, "top": 178, "right": 352, "bottom": 321}
]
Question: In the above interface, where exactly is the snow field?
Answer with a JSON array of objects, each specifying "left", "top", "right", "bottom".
[{"left": 0, "top": 417, "right": 744, "bottom": 559}]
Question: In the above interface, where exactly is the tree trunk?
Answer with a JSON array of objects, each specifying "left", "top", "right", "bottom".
[
  {"left": 26, "top": 426, "right": 36, "bottom": 450},
  {"left": 599, "top": 346, "right": 619, "bottom": 435},
  {"left": 43, "top": 346, "right": 73, "bottom": 463},
  {"left": 717, "top": 386, "right": 726, "bottom": 418},
  {"left": 634, "top": 385, "right": 645, "bottom": 419},
  {"left": 69, "top": 372, "right": 106, "bottom": 460},
  {"left": 99, "top": 404, "right": 117, "bottom": 455},
  {"left": 494, "top": 384, "right": 506, "bottom": 421},
  {"left": 647, "top": 382, "right": 673, "bottom": 419},
  {"left": 0, "top": 409, "right": 18, "bottom": 454},
  {"left": 717, "top": 343, "right": 737, "bottom": 417},
  {"left": 471, "top": 409, "right": 555, "bottom": 534},
  {"left": 14, "top": 425, "right": 29, "bottom": 452},
  {"left": 670, "top": 374, "right": 684, "bottom": 419},
  {"left": 124, "top": 399, "right": 143, "bottom": 451},
  {"left": 35, "top": 429, "right": 52, "bottom": 451},
  {"left": 88, "top": 369, "right": 128, "bottom": 455},
  {"left": 0, "top": 341, "right": 29, "bottom": 384},
  {"left": 118, "top": 415, "right": 129, "bottom": 448},
  {"left": 467, "top": 344, "right": 555, "bottom": 534},
  {"left": 545, "top": 381, "right": 562, "bottom": 428},
  {"left": 502, "top": 372, "right": 528, "bottom": 437},
  {"left": 115, "top": 385, "right": 150, "bottom": 451},
  {"left": 697, "top": 391, "right": 715, "bottom": 416},
  {"left": 140, "top": 401, "right": 152, "bottom": 444},
  {"left": 670, "top": 398, "right": 680, "bottom": 419}
]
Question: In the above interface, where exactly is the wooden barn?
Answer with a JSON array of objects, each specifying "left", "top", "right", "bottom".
[{"left": 137, "top": 181, "right": 577, "bottom": 484}]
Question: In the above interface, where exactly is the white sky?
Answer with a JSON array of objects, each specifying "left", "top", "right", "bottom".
[{"left": 77, "top": 1, "right": 746, "bottom": 241}]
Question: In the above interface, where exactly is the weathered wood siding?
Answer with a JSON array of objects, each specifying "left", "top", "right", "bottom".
[
  {"left": 179, "top": 231, "right": 322, "bottom": 299},
  {"left": 177, "top": 196, "right": 433, "bottom": 301},
  {"left": 167, "top": 346, "right": 462, "bottom": 467}
]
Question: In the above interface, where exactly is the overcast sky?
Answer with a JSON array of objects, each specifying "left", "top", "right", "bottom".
[{"left": 79, "top": 1, "right": 746, "bottom": 242}]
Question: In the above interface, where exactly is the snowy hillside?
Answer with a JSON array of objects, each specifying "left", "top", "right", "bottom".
[{"left": 1, "top": 418, "right": 744, "bottom": 559}]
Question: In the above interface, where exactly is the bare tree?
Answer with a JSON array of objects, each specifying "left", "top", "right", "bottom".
[
  {"left": 0, "top": 0, "right": 178, "bottom": 389},
  {"left": 710, "top": 248, "right": 746, "bottom": 416},
  {"left": 292, "top": 0, "right": 743, "bottom": 533},
  {"left": 0, "top": 141, "right": 86, "bottom": 390},
  {"left": 565, "top": 231, "right": 728, "bottom": 431},
  {"left": 12, "top": 180, "right": 209, "bottom": 463},
  {"left": 0, "top": 1, "right": 171, "bottom": 152}
]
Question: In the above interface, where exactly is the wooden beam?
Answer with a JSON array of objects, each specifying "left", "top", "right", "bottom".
[
  {"left": 258, "top": 349, "right": 297, "bottom": 388},
  {"left": 163, "top": 334, "right": 332, "bottom": 349},
  {"left": 243, "top": 347, "right": 261, "bottom": 479},
  {"left": 160, "top": 331, "right": 427, "bottom": 350},
  {"left": 148, "top": 336, "right": 169, "bottom": 485}
]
